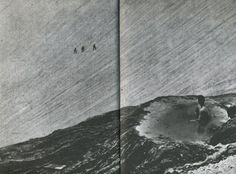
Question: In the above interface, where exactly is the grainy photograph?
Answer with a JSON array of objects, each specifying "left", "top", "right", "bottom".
[
  {"left": 2, "top": 0, "right": 236, "bottom": 174},
  {"left": 120, "top": 0, "right": 236, "bottom": 173},
  {"left": 0, "top": 0, "right": 119, "bottom": 173}
]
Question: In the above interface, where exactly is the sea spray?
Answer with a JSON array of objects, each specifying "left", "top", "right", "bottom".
[{"left": 165, "top": 142, "right": 236, "bottom": 174}]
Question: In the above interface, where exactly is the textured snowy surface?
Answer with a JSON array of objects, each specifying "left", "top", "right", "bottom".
[
  {"left": 188, "top": 155, "right": 236, "bottom": 174},
  {"left": 0, "top": 0, "right": 119, "bottom": 147},
  {"left": 121, "top": 0, "right": 236, "bottom": 107}
]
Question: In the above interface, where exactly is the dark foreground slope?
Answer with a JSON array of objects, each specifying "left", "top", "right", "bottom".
[
  {"left": 0, "top": 111, "right": 119, "bottom": 174},
  {"left": 121, "top": 94, "right": 236, "bottom": 174},
  {"left": 1, "top": 94, "right": 236, "bottom": 174},
  {"left": 121, "top": 97, "right": 214, "bottom": 174}
]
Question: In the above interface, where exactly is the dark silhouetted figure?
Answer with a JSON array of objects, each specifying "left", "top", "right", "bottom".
[
  {"left": 74, "top": 48, "right": 77, "bottom": 54},
  {"left": 93, "top": 44, "right": 96, "bottom": 50},
  {"left": 195, "top": 95, "right": 211, "bottom": 133},
  {"left": 81, "top": 46, "right": 85, "bottom": 52}
]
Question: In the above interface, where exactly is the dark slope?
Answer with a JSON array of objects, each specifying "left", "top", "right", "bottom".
[
  {"left": 0, "top": 111, "right": 119, "bottom": 174},
  {"left": 210, "top": 117, "right": 236, "bottom": 145},
  {"left": 121, "top": 95, "right": 236, "bottom": 174},
  {"left": 1, "top": 94, "right": 236, "bottom": 174},
  {"left": 121, "top": 97, "right": 215, "bottom": 174}
]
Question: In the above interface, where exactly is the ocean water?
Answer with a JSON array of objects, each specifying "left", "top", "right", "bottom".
[
  {"left": 136, "top": 97, "right": 229, "bottom": 143},
  {"left": 132, "top": 96, "right": 235, "bottom": 173}
]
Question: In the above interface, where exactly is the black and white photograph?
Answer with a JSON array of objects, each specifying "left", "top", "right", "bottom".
[
  {"left": 0, "top": 0, "right": 119, "bottom": 173},
  {"left": 121, "top": 0, "right": 236, "bottom": 173},
  {"left": 1, "top": 0, "right": 236, "bottom": 174}
]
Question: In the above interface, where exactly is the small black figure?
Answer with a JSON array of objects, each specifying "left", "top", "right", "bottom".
[
  {"left": 81, "top": 46, "right": 85, "bottom": 52},
  {"left": 74, "top": 48, "right": 77, "bottom": 54},
  {"left": 93, "top": 44, "right": 96, "bottom": 50}
]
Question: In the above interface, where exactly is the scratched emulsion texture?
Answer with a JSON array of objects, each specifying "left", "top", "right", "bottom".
[
  {"left": 0, "top": 0, "right": 118, "bottom": 147},
  {"left": 121, "top": 0, "right": 236, "bottom": 107}
]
